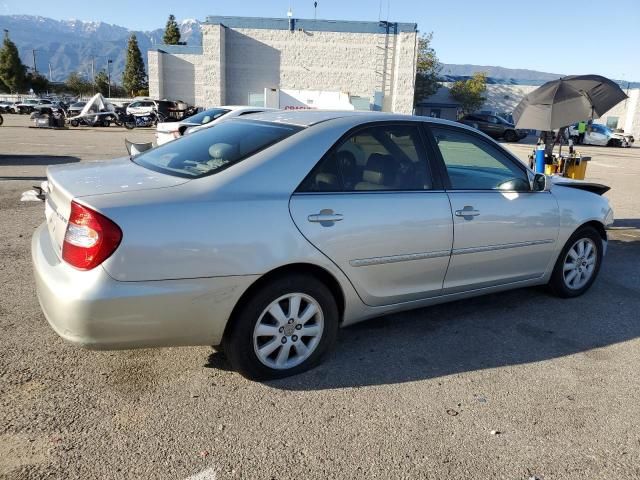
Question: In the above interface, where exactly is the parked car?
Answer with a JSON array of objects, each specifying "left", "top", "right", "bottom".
[
  {"left": 32, "top": 111, "right": 613, "bottom": 380},
  {"left": 459, "top": 113, "right": 527, "bottom": 142},
  {"left": 13, "top": 99, "right": 44, "bottom": 114},
  {"left": 568, "top": 123, "right": 634, "bottom": 147},
  {"left": 155, "top": 106, "right": 273, "bottom": 145},
  {"left": 67, "top": 101, "right": 87, "bottom": 116},
  {"left": 126, "top": 99, "right": 158, "bottom": 116},
  {"left": 0, "top": 100, "right": 14, "bottom": 113}
]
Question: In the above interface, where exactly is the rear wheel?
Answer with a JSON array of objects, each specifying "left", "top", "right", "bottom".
[
  {"left": 223, "top": 275, "right": 339, "bottom": 380},
  {"left": 548, "top": 226, "right": 603, "bottom": 298},
  {"left": 70, "top": 119, "right": 79, "bottom": 127},
  {"left": 503, "top": 130, "right": 518, "bottom": 142}
]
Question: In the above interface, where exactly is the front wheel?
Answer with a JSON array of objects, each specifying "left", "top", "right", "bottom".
[
  {"left": 0, "top": 114, "right": 3, "bottom": 126},
  {"left": 124, "top": 121, "right": 135, "bottom": 130},
  {"left": 548, "top": 226, "right": 603, "bottom": 298},
  {"left": 223, "top": 275, "right": 339, "bottom": 380}
]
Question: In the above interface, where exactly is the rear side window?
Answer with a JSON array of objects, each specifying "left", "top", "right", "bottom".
[
  {"left": 299, "top": 124, "right": 432, "bottom": 192},
  {"left": 133, "top": 120, "right": 301, "bottom": 179}
]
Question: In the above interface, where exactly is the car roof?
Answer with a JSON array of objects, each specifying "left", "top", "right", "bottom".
[{"left": 243, "top": 109, "right": 472, "bottom": 129}]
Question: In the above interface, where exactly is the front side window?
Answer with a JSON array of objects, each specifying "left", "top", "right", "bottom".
[
  {"left": 431, "top": 127, "right": 530, "bottom": 191},
  {"left": 299, "top": 124, "right": 432, "bottom": 192},
  {"left": 133, "top": 120, "right": 301, "bottom": 179}
]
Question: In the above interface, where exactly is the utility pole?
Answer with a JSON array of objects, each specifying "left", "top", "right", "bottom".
[
  {"left": 107, "top": 59, "right": 112, "bottom": 98},
  {"left": 48, "top": 62, "right": 52, "bottom": 81},
  {"left": 91, "top": 56, "right": 96, "bottom": 94},
  {"left": 32, "top": 49, "right": 37, "bottom": 74}
]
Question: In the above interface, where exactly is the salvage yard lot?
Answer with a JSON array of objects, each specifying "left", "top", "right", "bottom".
[{"left": 1, "top": 114, "right": 639, "bottom": 480}]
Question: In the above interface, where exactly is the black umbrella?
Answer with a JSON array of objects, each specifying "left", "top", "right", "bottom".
[{"left": 513, "top": 74, "right": 628, "bottom": 131}]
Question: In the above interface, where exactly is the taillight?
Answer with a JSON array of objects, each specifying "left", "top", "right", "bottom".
[{"left": 62, "top": 201, "right": 122, "bottom": 270}]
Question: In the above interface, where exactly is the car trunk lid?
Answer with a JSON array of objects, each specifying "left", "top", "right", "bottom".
[{"left": 44, "top": 158, "right": 189, "bottom": 258}]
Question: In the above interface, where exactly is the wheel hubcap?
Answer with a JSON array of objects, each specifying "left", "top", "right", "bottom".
[
  {"left": 253, "top": 293, "right": 324, "bottom": 370},
  {"left": 563, "top": 238, "right": 597, "bottom": 290}
]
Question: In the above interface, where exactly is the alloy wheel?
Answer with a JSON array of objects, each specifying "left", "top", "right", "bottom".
[
  {"left": 253, "top": 293, "right": 324, "bottom": 370},
  {"left": 562, "top": 238, "right": 597, "bottom": 290}
]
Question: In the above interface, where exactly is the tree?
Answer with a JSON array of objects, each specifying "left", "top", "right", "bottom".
[
  {"left": 0, "top": 31, "right": 27, "bottom": 93},
  {"left": 94, "top": 70, "right": 110, "bottom": 96},
  {"left": 413, "top": 32, "right": 441, "bottom": 106},
  {"left": 66, "top": 72, "right": 92, "bottom": 95},
  {"left": 449, "top": 72, "right": 488, "bottom": 114},
  {"left": 26, "top": 72, "right": 50, "bottom": 93},
  {"left": 123, "top": 34, "right": 148, "bottom": 96},
  {"left": 163, "top": 14, "right": 182, "bottom": 45}
]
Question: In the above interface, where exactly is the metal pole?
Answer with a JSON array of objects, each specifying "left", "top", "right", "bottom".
[
  {"left": 91, "top": 56, "right": 95, "bottom": 94},
  {"left": 32, "top": 49, "right": 37, "bottom": 74},
  {"left": 107, "top": 60, "right": 112, "bottom": 98},
  {"left": 48, "top": 62, "right": 52, "bottom": 81}
]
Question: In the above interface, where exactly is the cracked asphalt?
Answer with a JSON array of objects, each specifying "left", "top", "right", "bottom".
[{"left": 1, "top": 115, "right": 639, "bottom": 479}]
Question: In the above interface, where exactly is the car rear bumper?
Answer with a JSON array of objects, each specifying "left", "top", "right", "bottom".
[{"left": 32, "top": 223, "right": 257, "bottom": 350}]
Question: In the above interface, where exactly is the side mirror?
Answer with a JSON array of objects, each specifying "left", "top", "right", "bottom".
[{"left": 532, "top": 173, "right": 548, "bottom": 192}]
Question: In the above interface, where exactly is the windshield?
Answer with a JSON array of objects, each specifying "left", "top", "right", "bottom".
[
  {"left": 186, "top": 108, "right": 230, "bottom": 125},
  {"left": 133, "top": 119, "right": 302, "bottom": 179}
]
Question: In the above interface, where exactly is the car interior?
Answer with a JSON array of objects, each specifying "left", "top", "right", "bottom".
[{"left": 305, "top": 126, "right": 432, "bottom": 192}]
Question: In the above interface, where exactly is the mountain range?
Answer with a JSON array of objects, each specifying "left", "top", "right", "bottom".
[
  {"left": 1, "top": 15, "right": 637, "bottom": 88},
  {"left": 0, "top": 15, "right": 202, "bottom": 83}
]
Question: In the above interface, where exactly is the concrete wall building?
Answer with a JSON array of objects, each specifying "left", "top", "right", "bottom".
[{"left": 148, "top": 15, "right": 419, "bottom": 114}]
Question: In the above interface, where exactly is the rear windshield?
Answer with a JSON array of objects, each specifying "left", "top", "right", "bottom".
[{"left": 133, "top": 119, "right": 302, "bottom": 179}]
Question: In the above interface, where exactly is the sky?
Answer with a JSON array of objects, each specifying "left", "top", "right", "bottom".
[{"left": 1, "top": 0, "right": 639, "bottom": 80}]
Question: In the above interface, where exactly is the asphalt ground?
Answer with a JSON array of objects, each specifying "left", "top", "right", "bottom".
[{"left": 1, "top": 114, "right": 639, "bottom": 480}]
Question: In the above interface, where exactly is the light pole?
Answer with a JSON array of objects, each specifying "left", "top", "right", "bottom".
[{"left": 107, "top": 59, "right": 113, "bottom": 98}]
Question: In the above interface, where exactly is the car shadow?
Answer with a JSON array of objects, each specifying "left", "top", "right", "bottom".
[
  {"left": 0, "top": 154, "right": 81, "bottom": 167},
  {"left": 246, "top": 233, "right": 638, "bottom": 390}
]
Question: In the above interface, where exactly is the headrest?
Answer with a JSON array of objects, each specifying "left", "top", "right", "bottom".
[
  {"left": 362, "top": 153, "right": 394, "bottom": 185},
  {"left": 208, "top": 143, "right": 236, "bottom": 160}
]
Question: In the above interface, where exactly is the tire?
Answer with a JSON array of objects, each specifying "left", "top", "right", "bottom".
[
  {"left": 223, "top": 274, "right": 339, "bottom": 380},
  {"left": 101, "top": 119, "right": 111, "bottom": 127},
  {"left": 70, "top": 119, "right": 79, "bottom": 127},
  {"left": 124, "top": 121, "right": 135, "bottom": 130},
  {"left": 503, "top": 130, "right": 518, "bottom": 142},
  {"left": 548, "top": 226, "right": 603, "bottom": 298},
  {"left": 0, "top": 114, "right": 3, "bottom": 126}
]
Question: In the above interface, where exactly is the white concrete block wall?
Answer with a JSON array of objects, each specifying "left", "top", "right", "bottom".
[
  {"left": 202, "top": 24, "right": 226, "bottom": 107},
  {"left": 391, "top": 32, "right": 418, "bottom": 114},
  {"left": 161, "top": 53, "right": 203, "bottom": 105},
  {"left": 205, "top": 24, "right": 417, "bottom": 113},
  {"left": 148, "top": 51, "right": 162, "bottom": 100}
]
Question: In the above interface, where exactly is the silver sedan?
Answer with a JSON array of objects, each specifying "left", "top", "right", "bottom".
[{"left": 32, "top": 111, "right": 614, "bottom": 379}]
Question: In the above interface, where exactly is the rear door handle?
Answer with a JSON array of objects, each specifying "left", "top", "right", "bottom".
[
  {"left": 455, "top": 206, "right": 480, "bottom": 220},
  {"left": 308, "top": 209, "right": 343, "bottom": 226}
]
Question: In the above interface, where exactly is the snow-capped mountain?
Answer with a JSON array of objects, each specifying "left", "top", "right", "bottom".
[{"left": 0, "top": 15, "right": 202, "bottom": 83}]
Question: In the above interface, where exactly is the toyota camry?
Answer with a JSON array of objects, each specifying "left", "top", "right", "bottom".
[{"left": 32, "top": 110, "right": 614, "bottom": 380}]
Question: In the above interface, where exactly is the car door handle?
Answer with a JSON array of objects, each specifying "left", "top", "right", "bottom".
[
  {"left": 455, "top": 207, "right": 480, "bottom": 219},
  {"left": 308, "top": 209, "right": 343, "bottom": 225}
]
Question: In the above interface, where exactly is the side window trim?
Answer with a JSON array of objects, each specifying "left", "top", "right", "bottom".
[
  {"left": 423, "top": 123, "right": 532, "bottom": 192},
  {"left": 296, "top": 121, "right": 441, "bottom": 193}
]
